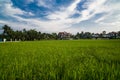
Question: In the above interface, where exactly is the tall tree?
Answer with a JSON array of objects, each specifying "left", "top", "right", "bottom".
[{"left": 2, "top": 25, "right": 14, "bottom": 40}]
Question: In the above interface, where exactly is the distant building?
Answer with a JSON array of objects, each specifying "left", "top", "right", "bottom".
[
  {"left": 3, "top": 38, "right": 6, "bottom": 42},
  {"left": 92, "top": 33, "right": 99, "bottom": 39},
  {"left": 108, "top": 32, "right": 117, "bottom": 39},
  {"left": 58, "top": 31, "right": 72, "bottom": 40},
  {"left": 102, "top": 34, "right": 110, "bottom": 38}
]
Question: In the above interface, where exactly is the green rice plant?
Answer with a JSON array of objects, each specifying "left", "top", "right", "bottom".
[{"left": 0, "top": 40, "right": 120, "bottom": 80}]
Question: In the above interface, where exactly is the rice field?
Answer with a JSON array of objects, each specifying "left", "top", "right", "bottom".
[{"left": 0, "top": 40, "right": 120, "bottom": 80}]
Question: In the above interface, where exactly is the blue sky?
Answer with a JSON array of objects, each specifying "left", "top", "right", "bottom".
[{"left": 0, "top": 0, "right": 120, "bottom": 33}]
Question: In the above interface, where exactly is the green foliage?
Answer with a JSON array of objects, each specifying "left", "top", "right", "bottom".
[
  {"left": 1, "top": 24, "right": 120, "bottom": 41},
  {"left": 1, "top": 25, "right": 59, "bottom": 41},
  {"left": 0, "top": 40, "right": 120, "bottom": 80}
]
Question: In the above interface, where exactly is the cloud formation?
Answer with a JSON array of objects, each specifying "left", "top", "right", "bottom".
[{"left": 0, "top": 0, "right": 120, "bottom": 33}]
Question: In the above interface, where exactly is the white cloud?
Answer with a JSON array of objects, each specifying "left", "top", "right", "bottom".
[
  {"left": 37, "top": 0, "right": 53, "bottom": 8},
  {"left": 4, "top": 3, "right": 25, "bottom": 16},
  {"left": 68, "top": 0, "right": 81, "bottom": 12},
  {"left": 0, "top": 0, "right": 120, "bottom": 33},
  {"left": 1, "top": 2, "right": 35, "bottom": 18},
  {"left": 73, "top": 0, "right": 108, "bottom": 23},
  {"left": 47, "top": 0, "right": 81, "bottom": 19},
  {"left": 94, "top": 0, "right": 120, "bottom": 30},
  {"left": 46, "top": 0, "right": 109, "bottom": 24}
]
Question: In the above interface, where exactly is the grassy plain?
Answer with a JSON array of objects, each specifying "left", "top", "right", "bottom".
[{"left": 0, "top": 40, "right": 120, "bottom": 80}]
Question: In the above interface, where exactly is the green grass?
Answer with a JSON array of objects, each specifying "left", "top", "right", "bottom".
[{"left": 0, "top": 40, "right": 120, "bottom": 80}]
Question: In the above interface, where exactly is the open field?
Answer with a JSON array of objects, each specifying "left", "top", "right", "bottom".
[{"left": 0, "top": 40, "right": 120, "bottom": 80}]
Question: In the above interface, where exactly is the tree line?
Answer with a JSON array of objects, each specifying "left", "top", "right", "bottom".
[{"left": 0, "top": 25, "right": 120, "bottom": 41}]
